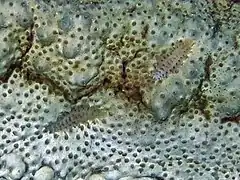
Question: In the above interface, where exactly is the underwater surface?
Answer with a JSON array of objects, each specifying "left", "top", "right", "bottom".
[{"left": 0, "top": 0, "right": 239, "bottom": 179}]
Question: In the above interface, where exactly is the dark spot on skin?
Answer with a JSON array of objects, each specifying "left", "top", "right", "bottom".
[
  {"left": 141, "top": 24, "right": 149, "bottom": 39},
  {"left": 211, "top": 20, "right": 221, "bottom": 39},
  {"left": 230, "top": 0, "right": 240, "bottom": 3},
  {"left": 204, "top": 55, "right": 213, "bottom": 81},
  {"left": 221, "top": 114, "right": 240, "bottom": 124},
  {"left": 121, "top": 61, "right": 127, "bottom": 80}
]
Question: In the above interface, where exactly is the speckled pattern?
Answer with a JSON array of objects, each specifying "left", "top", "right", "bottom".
[{"left": 0, "top": 0, "right": 239, "bottom": 180}]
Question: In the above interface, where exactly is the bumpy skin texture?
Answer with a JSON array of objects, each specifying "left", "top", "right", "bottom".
[{"left": 0, "top": 0, "right": 239, "bottom": 180}]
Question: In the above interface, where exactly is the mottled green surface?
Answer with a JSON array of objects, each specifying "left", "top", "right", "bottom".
[{"left": 0, "top": 0, "right": 239, "bottom": 180}]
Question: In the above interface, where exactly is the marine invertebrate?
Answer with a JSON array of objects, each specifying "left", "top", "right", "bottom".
[{"left": 0, "top": 0, "right": 239, "bottom": 180}]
